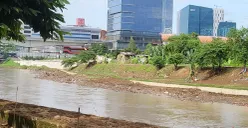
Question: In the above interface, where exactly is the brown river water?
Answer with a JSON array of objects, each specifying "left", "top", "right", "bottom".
[{"left": 0, "top": 68, "right": 248, "bottom": 128}]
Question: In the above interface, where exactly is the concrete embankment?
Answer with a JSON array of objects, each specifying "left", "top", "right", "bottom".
[
  {"left": 15, "top": 60, "right": 65, "bottom": 69},
  {"left": 132, "top": 81, "right": 248, "bottom": 96}
]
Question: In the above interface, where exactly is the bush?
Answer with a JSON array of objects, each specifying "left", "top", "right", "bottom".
[
  {"left": 23, "top": 56, "right": 45, "bottom": 60},
  {"left": 77, "top": 51, "right": 96, "bottom": 63},
  {"left": 62, "top": 51, "right": 96, "bottom": 68},
  {"left": 106, "top": 50, "right": 120, "bottom": 59},
  {"left": 62, "top": 57, "right": 78, "bottom": 68},
  {"left": 150, "top": 56, "right": 165, "bottom": 69},
  {"left": 168, "top": 53, "right": 184, "bottom": 70},
  {"left": 131, "top": 57, "right": 139, "bottom": 64},
  {"left": 91, "top": 43, "right": 108, "bottom": 55}
]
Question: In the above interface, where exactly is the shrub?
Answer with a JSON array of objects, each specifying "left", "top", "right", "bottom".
[
  {"left": 77, "top": 51, "right": 96, "bottom": 63},
  {"left": 62, "top": 57, "right": 78, "bottom": 68},
  {"left": 91, "top": 43, "right": 108, "bottom": 55},
  {"left": 150, "top": 56, "right": 165, "bottom": 69},
  {"left": 62, "top": 51, "right": 96, "bottom": 68},
  {"left": 131, "top": 57, "right": 139, "bottom": 64},
  {"left": 168, "top": 53, "right": 184, "bottom": 70}
]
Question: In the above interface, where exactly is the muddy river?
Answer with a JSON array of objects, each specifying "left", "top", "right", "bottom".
[{"left": 0, "top": 68, "right": 248, "bottom": 128}]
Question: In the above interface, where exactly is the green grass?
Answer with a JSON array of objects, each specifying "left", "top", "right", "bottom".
[
  {"left": 0, "top": 59, "right": 20, "bottom": 67},
  {"left": 140, "top": 77, "right": 248, "bottom": 91},
  {"left": 70, "top": 63, "right": 248, "bottom": 91},
  {"left": 73, "top": 63, "right": 159, "bottom": 79},
  {"left": 0, "top": 59, "right": 50, "bottom": 70}
]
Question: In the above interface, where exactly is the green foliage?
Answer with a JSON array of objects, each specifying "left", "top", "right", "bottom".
[
  {"left": 106, "top": 50, "right": 121, "bottom": 59},
  {"left": 0, "top": 0, "right": 69, "bottom": 42},
  {"left": 91, "top": 43, "right": 108, "bottom": 55},
  {"left": 130, "top": 57, "right": 139, "bottom": 64},
  {"left": 23, "top": 56, "right": 45, "bottom": 60},
  {"left": 62, "top": 57, "right": 78, "bottom": 68},
  {"left": 195, "top": 38, "right": 229, "bottom": 70},
  {"left": 144, "top": 43, "right": 153, "bottom": 56},
  {"left": 77, "top": 51, "right": 96, "bottom": 63},
  {"left": 0, "top": 42, "right": 15, "bottom": 58},
  {"left": 168, "top": 53, "right": 184, "bottom": 70},
  {"left": 228, "top": 28, "right": 248, "bottom": 69},
  {"left": 62, "top": 51, "right": 96, "bottom": 67},
  {"left": 166, "top": 33, "right": 200, "bottom": 56},
  {"left": 150, "top": 56, "right": 166, "bottom": 69},
  {"left": 125, "top": 37, "right": 138, "bottom": 53},
  {"left": 0, "top": 58, "right": 20, "bottom": 67}
]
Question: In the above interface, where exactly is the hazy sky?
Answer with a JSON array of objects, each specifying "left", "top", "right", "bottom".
[{"left": 62, "top": 0, "right": 248, "bottom": 33}]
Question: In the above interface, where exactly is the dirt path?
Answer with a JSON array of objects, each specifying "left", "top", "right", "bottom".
[
  {"left": 35, "top": 69, "right": 248, "bottom": 107},
  {"left": 132, "top": 81, "right": 248, "bottom": 96},
  {"left": 0, "top": 100, "right": 161, "bottom": 128}
]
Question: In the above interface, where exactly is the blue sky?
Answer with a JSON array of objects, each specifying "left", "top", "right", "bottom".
[{"left": 62, "top": 0, "right": 248, "bottom": 33}]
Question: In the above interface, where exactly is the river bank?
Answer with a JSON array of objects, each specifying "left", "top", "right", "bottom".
[
  {"left": 35, "top": 68, "right": 248, "bottom": 107},
  {"left": 3, "top": 60, "right": 248, "bottom": 107},
  {"left": 0, "top": 99, "right": 160, "bottom": 128}
]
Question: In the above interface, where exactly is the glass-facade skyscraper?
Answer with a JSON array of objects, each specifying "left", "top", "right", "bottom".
[
  {"left": 178, "top": 5, "right": 213, "bottom": 36},
  {"left": 107, "top": 0, "right": 173, "bottom": 50},
  {"left": 217, "top": 21, "right": 236, "bottom": 37},
  {"left": 162, "top": 0, "right": 173, "bottom": 34}
]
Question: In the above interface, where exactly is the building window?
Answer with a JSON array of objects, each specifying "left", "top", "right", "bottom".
[
  {"left": 24, "top": 30, "right": 31, "bottom": 33},
  {"left": 92, "top": 35, "right": 99, "bottom": 39},
  {"left": 24, "top": 26, "right": 31, "bottom": 29}
]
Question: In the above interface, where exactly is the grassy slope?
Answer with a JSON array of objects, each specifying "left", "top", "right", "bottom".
[
  {"left": 73, "top": 63, "right": 160, "bottom": 80},
  {"left": 73, "top": 63, "right": 248, "bottom": 91},
  {"left": 2, "top": 59, "right": 248, "bottom": 91},
  {"left": 0, "top": 59, "right": 20, "bottom": 67},
  {"left": 0, "top": 59, "right": 49, "bottom": 70}
]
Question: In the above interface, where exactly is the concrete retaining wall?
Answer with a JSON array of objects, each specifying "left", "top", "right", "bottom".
[{"left": 15, "top": 60, "right": 65, "bottom": 70}]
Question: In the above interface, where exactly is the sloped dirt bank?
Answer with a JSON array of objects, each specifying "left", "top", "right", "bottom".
[
  {"left": 0, "top": 100, "right": 160, "bottom": 128},
  {"left": 35, "top": 69, "right": 248, "bottom": 107}
]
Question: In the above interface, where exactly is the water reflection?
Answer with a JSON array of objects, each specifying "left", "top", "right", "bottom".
[{"left": 0, "top": 68, "right": 248, "bottom": 127}]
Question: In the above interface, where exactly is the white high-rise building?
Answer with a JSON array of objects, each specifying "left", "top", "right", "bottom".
[
  {"left": 176, "top": 11, "right": 181, "bottom": 35},
  {"left": 213, "top": 8, "right": 224, "bottom": 36},
  {"left": 21, "top": 24, "right": 33, "bottom": 37}
]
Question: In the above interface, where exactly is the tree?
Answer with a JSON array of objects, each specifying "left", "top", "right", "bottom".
[
  {"left": 62, "top": 51, "right": 96, "bottom": 67},
  {"left": 62, "top": 57, "right": 78, "bottom": 68},
  {"left": 168, "top": 53, "right": 184, "bottom": 70},
  {"left": 0, "top": 0, "right": 69, "bottom": 42},
  {"left": 150, "top": 56, "right": 166, "bottom": 69},
  {"left": 227, "top": 28, "right": 248, "bottom": 74},
  {"left": 144, "top": 43, "right": 153, "bottom": 56},
  {"left": 125, "top": 37, "right": 138, "bottom": 53},
  {"left": 0, "top": 42, "right": 15, "bottom": 58},
  {"left": 91, "top": 43, "right": 108, "bottom": 55},
  {"left": 166, "top": 33, "right": 200, "bottom": 75},
  {"left": 76, "top": 51, "right": 96, "bottom": 63},
  {"left": 195, "top": 38, "right": 229, "bottom": 71}
]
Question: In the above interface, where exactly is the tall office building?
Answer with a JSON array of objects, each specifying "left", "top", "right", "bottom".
[
  {"left": 213, "top": 8, "right": 224, "bottom": 36},
  {"left": 163, "top": 0, "right": 173, "bottom": 34},
  {"left": 177, "top": 5, "right": 213, "bottom": 36},
  {"left": 217, "top": 21, "right": 236, "bottom": 37},
  {"left": 107, "top": 0, "right": 173, "bottom": 50},
  {"left": 176, "top": 11, "right": 181, "bottom": 35}
]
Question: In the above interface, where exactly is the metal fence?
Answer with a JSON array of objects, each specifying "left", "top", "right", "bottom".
[{"left": 17, "top": 52, "right": 75, "bottom": 59}]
